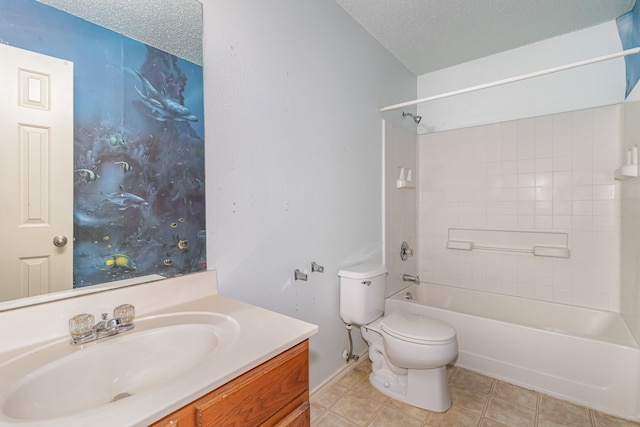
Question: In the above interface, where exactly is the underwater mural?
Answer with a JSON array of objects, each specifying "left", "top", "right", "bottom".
[
  {"left": 0, "top": 0, "right": 206, "bottom": 287},
  {"left": 618, "top": 1, "right": 640, "bottom": 98}
]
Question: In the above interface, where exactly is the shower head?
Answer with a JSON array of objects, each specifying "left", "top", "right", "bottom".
[{"left": 401, "top": 111, "right": 422, "bottom": 124}]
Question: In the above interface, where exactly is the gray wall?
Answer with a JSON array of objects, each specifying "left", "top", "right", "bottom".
[{"left": 202, "top": 1, "right": 416, "bottom": 389}]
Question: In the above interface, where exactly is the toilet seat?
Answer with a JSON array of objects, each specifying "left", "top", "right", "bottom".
[{"left": 380, "top": 311, "right": 456, "bottom": 345}]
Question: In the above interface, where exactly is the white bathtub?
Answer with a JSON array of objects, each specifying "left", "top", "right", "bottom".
[{"left": 386, "top": 283, "right": 640, "bottom": 421}]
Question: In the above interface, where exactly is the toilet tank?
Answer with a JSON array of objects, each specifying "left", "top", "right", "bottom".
[{"left": 339, "top": 263, "right": 387, "bottom": 326}]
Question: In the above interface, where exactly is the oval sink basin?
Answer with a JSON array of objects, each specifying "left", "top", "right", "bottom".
[{"left": 0, "top": 312, "right": 239, "bottom": 421}]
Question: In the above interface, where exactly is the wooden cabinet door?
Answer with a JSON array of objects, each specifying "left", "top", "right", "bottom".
[
  {"left": 149, "top": 341, "right": 309, "bottom": 427},
  {"left": 195, "top": 341, "right": 309, "bottom": 427}
]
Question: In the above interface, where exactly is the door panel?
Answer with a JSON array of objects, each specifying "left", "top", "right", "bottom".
[{"left": 0, "top": 44, "right": 74, "bottom": 301}]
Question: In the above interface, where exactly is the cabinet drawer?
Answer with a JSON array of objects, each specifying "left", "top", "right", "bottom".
[
  {"left": 195, "top": 341, "right": 309, "bottom": 427},
  {"left": 274, "top": 401, "right": 310, "bottom": 427}
]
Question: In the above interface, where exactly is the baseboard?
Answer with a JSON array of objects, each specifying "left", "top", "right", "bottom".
[{"left": 310, "top": 349, "right": 369, "bottom": 397}]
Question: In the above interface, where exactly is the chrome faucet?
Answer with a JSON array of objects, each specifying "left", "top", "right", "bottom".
[
  {"left": 69, "top": 304, "right": 135, "bottom": 345},
  {"left": 95, "top": 313, "right": 124, "bottom": 333},
  {"left": 402, "top": 274, "right": 420, "bottom": 284}
]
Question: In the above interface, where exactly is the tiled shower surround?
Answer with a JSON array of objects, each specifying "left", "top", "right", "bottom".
[{"left": 418, "top": 105, "right": 622, "bottom": 312}]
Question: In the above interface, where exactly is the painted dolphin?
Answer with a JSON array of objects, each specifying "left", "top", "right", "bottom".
[
  {"left": 100, "top": 185, "right": 149, "bottom": 210},
  {"left": 133, "top": 70, "right": 198, "bottom": 122}
]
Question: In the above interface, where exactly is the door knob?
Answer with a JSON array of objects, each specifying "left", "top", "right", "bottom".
[{"left": 53, "top": 235, "right": 68, "bottom": 247}]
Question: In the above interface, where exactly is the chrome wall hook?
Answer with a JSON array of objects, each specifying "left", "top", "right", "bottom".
[
  {"left": 311, "top": 262, "right": 324, "bottom": 273},
  {"left": 294, "top": 269, "right": 308, "bottom": 281}
]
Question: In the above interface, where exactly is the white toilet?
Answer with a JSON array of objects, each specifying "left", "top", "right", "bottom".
[{"left": 339, "top": 263, "right": 458, "bottom": 412}]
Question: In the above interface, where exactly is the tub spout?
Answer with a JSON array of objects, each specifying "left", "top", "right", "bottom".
[{"left": 402, "top": 274, "right": 420, "bottom": 284}]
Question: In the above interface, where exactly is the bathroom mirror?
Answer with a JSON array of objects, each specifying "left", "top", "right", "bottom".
[{"left": 0, "top": 0, "right": 205, "bottom": 311}]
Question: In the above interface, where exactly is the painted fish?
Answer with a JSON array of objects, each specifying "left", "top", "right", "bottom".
[
  {"left": 100, "top": 185, "right": 149, "bottom": 210},
  {"left": 178, "top": 239, "right": 189, "bottom": 250},
  {"left": 133, "top": 70, "right": 198, "bottom": 122},
  {"left": 104, "top": 254, "right": 136, "bottom": 270},
  {"left": 75, "top": 168, "right": 99, "bottom": 182},
  {"left": 114, "top": 161, "right": 131, "bottom": 173}
]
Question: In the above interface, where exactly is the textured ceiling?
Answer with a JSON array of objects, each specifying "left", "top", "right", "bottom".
[
  {"left": 37, "top": 0, "right": 202, "bottom": 65},
  {"left": 334, "top": 0, "right": 636, "bottom": 75},
  {"left": 34, "top": 1, "right": 635, "bottom": 74}
]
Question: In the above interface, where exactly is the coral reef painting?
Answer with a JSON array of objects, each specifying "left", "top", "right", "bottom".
[{"left": 0, "top": 0, "right": 206, "bottom": 287}]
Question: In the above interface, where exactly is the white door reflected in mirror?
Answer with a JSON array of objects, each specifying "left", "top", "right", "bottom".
[{"left": 0, "top": 44, "right": 74, "bottom": 302}]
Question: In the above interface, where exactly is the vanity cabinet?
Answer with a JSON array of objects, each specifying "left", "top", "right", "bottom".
[{"left": 150, "top": 340, "right": 310, "bottom": 427}]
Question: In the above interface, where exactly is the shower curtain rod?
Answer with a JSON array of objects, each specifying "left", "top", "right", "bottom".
[{"left": 380, "top": 47, "right": 640, "bottom": 112}]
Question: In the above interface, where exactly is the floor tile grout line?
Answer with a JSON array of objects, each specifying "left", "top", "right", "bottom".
[
  {"left": 534, "top": 389, "right": 541, "bottom": 427},
  {"left": 364, "top": 402, "right": 383, "bottom": 427},
  {"left": 481, "top": 377, "right": 497, "bottom": 420}
]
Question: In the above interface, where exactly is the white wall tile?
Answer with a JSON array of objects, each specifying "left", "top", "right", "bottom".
[
  {"left": 553, "top": 156, "right": 572, "bottom": 171},
  {"left": 593, "top": 184, "right": 616, "bottom": 200},
  {"left": 534, "top": 216, "right": 553, "bottom": 229},
  {"left": 417, "top": 105, "right": 622, "bottom": 312},
  {"left": 535, "top": 157, "right": 554, "bottom": 172}
]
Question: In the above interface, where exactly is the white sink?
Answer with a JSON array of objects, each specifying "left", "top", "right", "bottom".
[{"left": 0, "top": 312, "right": 239, "bottom": 421}]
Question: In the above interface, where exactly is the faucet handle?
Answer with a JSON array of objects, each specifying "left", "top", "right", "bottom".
[
  {"left": 69, "top": 313, "right": 95, "bottom": 338},
  {"left": 400, "top": 241, "right": 414, "bottom": 261},
  {"left": 114, "top": 304, "right": 135, "bottom": 324}
]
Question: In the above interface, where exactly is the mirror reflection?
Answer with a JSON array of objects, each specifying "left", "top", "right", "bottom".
[{"left": 0, "top": 0, "right": 205, "bottom": 307}]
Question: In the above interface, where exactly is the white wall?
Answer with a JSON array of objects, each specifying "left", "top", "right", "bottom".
[
  {"left": 416, "top": 22, "right": 636, "bottom": 133},
  {"left": 202, "top": 1, "right": 416, "bottom": 390}
]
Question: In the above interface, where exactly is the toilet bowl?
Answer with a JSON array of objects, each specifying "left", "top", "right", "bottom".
[
  {"left": 380, "top": 311, "right": 457, "bottom": 368},
  {"left": 339, "top": 263, "right": 458, "bottom": 412},
  {"left": 362, "top": 311, "right": 457, "bottom": 411}
]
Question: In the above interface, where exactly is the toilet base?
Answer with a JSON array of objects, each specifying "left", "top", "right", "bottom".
[
  {"left": 362, "top": 316, "right": 455, "bottom": 412},
  {"left": 369, "top": 365, "right": 451, "bottom": 412}
]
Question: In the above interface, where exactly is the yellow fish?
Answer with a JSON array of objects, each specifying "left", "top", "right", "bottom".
[
  {"left": 104, "top": 254, "right": 136, "bottom": 270},
  {"left": 178, "top": 240, "right": 189, "bottom": 250}
]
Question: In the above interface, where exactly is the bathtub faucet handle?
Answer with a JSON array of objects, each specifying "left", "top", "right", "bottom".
[
  {"left": 402, "top": 274, "right": 420, "bottom": 284},
  {"left": 400, "top": 241, "right": 414, "bottom": 261}
]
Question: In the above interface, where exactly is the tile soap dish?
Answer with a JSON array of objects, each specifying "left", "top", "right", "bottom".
[
  {"left": 615, "top": 146, "right": 638, "bottom": 181},
  {"left": 615, "top": 164, "right": 638, "bottom": 181},
  {"left": 397, "top": 167, "right": 415, "bottom": 189}
]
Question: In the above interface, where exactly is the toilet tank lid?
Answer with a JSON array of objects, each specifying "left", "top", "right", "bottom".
[{"left": 338, "top": 263, "right": 387, "bottom": 279}]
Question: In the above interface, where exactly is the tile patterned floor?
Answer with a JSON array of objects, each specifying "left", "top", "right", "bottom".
[{"left": 310, "top": 358, "right": 640, "bottom": 427}]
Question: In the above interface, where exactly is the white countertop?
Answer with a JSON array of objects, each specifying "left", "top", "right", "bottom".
[{"left": 0, "top": 271, "right": 318, "bottom": 427}]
